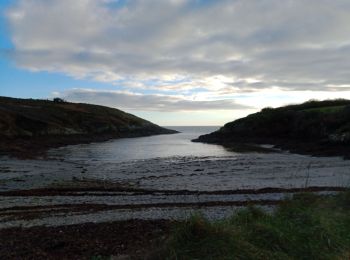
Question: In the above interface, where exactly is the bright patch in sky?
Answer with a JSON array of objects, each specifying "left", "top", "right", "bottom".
[{"left": 1, "top": 0, "right": 350, "bottom": 125}]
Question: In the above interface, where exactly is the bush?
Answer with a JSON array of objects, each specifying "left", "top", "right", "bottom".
[
  {"left": 261, "top": 107, "right": 274, "bottom": 113},
  {"left": 53, "top": 97, "right": 66, "bottom": 103}
]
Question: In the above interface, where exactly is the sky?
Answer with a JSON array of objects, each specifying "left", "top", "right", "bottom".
[{"left": 1, "top": 0, "right": 350, "bottom": 126}]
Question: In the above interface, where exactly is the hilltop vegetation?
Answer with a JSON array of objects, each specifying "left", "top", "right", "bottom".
[
  {"left": 0, "top": 96, "right": 176, "bottom": 157},
  {"left": 194, "top": 99, "right": 350, "bottom": 157}
]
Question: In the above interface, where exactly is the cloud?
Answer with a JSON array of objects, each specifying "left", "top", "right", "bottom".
[
  {"left": 57, "top": 88, "right": 250, "bottom": 112},
  {"left": 5, "top": 0, "right": 350, "bottom": 95}
]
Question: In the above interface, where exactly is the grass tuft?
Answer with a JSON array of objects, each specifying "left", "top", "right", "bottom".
[{"left": 156, "top": 191, "right": 350, "bottom": 260}]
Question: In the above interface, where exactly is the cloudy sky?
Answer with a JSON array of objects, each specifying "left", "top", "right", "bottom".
[{"left": 1, "top": 0, "right": 350, "bottom": 125}]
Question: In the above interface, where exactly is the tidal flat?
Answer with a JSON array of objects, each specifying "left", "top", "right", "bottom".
[
  {"left": 1, "top": 152, "right": 349, "bottom": 228},
  {"left": 1, "top": 127, "right": 349, "bottom": 228}
]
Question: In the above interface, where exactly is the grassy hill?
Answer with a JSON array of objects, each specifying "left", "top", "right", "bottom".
[
  {"left": 0, "top": 96, "right": 177, "bottom": 157},
  {"left": 194, "top": 99, "right": 350, "bottom": 157}
]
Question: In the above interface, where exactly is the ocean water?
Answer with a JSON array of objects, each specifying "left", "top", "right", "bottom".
[{"left": 48, "top": 126, "right": 234, "bottom": 162}]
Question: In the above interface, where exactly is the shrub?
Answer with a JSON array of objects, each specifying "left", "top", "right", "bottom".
[{"left": 53, "top": 97, "right": 66, "bottom": 103}]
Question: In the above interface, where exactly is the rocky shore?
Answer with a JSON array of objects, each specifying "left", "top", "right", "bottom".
[{"left": 1, "top": 153, "right": 349, "bottom": 229}]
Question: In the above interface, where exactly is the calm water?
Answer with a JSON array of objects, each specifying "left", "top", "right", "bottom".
[{"left": 48, "top": 126, "right": 234, "bottom": 162}]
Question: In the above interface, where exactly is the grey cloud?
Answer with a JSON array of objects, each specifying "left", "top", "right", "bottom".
[
  {"left": 5, "top": 0, "right": 350, "bottom": 93},
  {"left": 59, "top": 89, "right": 250, "bottom": 112}
]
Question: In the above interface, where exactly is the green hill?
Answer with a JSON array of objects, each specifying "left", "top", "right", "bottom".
[
  {"left": 194, "top": 99, "right": 350, "bottom": 157},
  {"left": 0, "top": 96, "right": 177, "bottom": 157}
]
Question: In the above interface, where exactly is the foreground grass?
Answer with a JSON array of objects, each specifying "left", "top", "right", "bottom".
[{"left": 156, "top": 192, "right": 350, "bottom": 260}]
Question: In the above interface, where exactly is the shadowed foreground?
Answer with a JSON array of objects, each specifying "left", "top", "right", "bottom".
[
  {"left": 1, "top": 192, "right": 349, "bottom": 259},
  {"left": 0, "top": 220, "right": 170, "bottom": 260},
  {"left": 156, "top": 191, "right": 350, "bottom": 259}
]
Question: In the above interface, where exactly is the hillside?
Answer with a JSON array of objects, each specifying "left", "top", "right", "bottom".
[
  {"left": 194, "top": 99, "right": 350, "bottom": 157},
  {"left": 0, "top": 96, "right": 177, "bottom": 157}
]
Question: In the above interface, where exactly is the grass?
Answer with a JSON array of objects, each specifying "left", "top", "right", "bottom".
[
  {"left": 156, "top": 191, "right": 350, "bottom": 259},
  {"left": 303, "top": 105, "right": 346, "bottom": 114}
]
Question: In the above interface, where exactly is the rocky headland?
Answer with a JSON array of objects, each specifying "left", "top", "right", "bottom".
[
  {"left": 0, "top": 96, "right": 177, "bottom": 158},
  {"left": 194, "top": 99, "right": 350, "bottom": 158}
]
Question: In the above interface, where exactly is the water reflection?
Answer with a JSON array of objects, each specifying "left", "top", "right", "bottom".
[{"left": 48, "top": 126, "right": 234, "bottom": 162}]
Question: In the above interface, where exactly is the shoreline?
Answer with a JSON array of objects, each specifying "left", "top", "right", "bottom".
[
  {"left": 193, "top": 137, "right": 350, "bottom": 159},
  {"left": 0, "top": 130, "right": 178, "bottom": 159},
  {"left": 0, "top": 186, "right": 344, "bottom": 229}
]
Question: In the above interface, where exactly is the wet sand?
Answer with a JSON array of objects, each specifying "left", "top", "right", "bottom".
[{"left": 1, "top": 151, "right": 349, "bottom": 228}]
